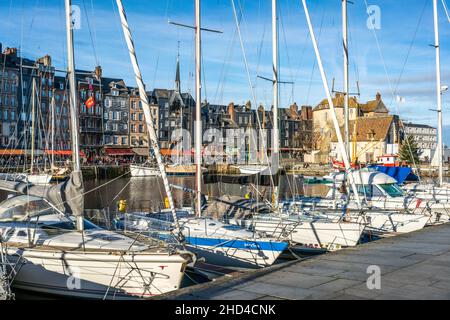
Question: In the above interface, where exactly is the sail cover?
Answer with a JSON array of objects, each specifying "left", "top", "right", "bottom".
[{"left": 0, "top": 171, "right": 84, "bottom": 217}]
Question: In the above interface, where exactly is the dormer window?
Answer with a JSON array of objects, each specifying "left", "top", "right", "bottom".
[
  {"left": 367, "top": 129, "right": 375, "bottom": 140},
  {"left": 112, "top": 90, "right": 119, "bottom": 96}
]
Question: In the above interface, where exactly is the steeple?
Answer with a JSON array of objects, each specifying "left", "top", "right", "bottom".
[{"left": 175, "top": 41, "right": 181, "bottom": 93}]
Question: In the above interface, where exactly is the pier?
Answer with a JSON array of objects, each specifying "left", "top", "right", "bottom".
[{"left": 158, "top": 223, "right": 450, "bottom": 300}]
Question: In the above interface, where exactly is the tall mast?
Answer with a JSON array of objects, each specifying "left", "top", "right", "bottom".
[
  {"left": 65, "top": 0, "right": 84, "bottom": 231},
  {"left": 272, "top": 0, "right": 279, "bottom": 208},
  {"left": 302, "top": 0, "right": 361, "bottom": 208},
  {"left": 30, "top": 78, "right": 36, "bottom": 173},
  {"left": 342, "top": 0, "right": 350, "bottom": 158},
  {"left": 51, "top": 89, "right": 55, "bottom": 168},
  {"left": 433, "top": 0, "right": 443, "bottom": 186},
  {"left": 115, "top": 0, "right": 181, "bottom": 232},
  {"left": 195, "top": 0, "right": 203, "bottom": 217}
]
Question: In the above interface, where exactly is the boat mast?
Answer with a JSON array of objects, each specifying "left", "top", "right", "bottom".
[
  {"left": 272, "top": 0, "right": 279, "bottom": 208},
  {"left": 65, "top": 0, "right": 84, "bottom": 231},
  {"left": 343, "top": 0, "right": 350, "bottom": 158},
  {"left": 433, "top": 0, "right": 443, "bottom": 186},
  {"left": 51, "top": 89, "right": 55, "bottom": 169},
  {"left": 195, "top": 0, "right": 203, "bottom": 217},
  {"left": 30, "top": 78, "right": 36, "bottom": 174},
  {"left": 301, "top": 0, "right": 361, "bottom": 207},
  {"left": 115, "top": 0, "right": 181, "bottom": 231}
]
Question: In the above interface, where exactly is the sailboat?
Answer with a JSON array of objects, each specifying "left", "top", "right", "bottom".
[
  {"left": 116, "top": 0, "right": 288, "bottom": 268},
  {"left": 400, "top": 0, "right": 450, "bottom": 200},
  {"left": 222, "top": 0, "right": 366, "bottom": 252},
  {"left": 22, "top": 77, "right": 52, "bottom": 185},
  {"left": 0, "top": 0, "right": 193, "bottom": 299}
]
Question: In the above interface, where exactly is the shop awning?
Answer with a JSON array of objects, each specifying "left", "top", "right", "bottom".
[
  {"left": 105, "top": 148, "right": 134, "bottom": 156},
  {"left": 0, "top": 149, "right": 25, "bottom": 156},
  {"left": 45, "top": 150, "right": 87, "bottom": 157},
  {"left": 161, "top": 148, "right": 194, "bottom": 156},
  {"left": 132, "top": 148, "right": 150, "bottom": 156}
]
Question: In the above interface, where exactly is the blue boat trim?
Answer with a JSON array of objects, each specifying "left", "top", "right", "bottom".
[{"left": 184, "top": 237, "right": 288, "bottom": 252}]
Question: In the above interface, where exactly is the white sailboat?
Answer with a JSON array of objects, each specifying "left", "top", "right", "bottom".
[
  {"left": 225, "top": 0, "right": 366, "bottom": 252},
  {"left": 0, "top": 0, "right": 193, "bottom": 299},
  {"left": 130, "top": 162, "right": 161, "bottom": 177},
  {"left": 116, "top": 0, "right": 289, "bottom": 269}
]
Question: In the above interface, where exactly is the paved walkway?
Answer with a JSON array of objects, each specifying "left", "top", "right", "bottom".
[{"left": 159, "top": 223, "right": 450, "bottom": 300}]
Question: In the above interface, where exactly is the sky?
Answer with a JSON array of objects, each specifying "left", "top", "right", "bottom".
[{"left": 1, "top": 0, "right": 450, "bottom": 143}]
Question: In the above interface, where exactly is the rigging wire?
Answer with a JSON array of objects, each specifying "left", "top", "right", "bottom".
[{"left": 82, "top": 0, "right": 100, "bottom": 66}]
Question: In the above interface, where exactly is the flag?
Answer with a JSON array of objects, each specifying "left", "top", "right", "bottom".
[
  {"left": 85, "top": 96, "right": 95, "bottom": 108},
  {"left": 396, "top": 95, "right": 405, "bottom": 103}
]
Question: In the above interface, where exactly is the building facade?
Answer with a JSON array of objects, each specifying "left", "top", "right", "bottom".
[
  {"left": 403, "top": 122, "right": 437, "bottom": 162},
  {"left": 103, "top": 79, "right": 130, "bottom": 148}
]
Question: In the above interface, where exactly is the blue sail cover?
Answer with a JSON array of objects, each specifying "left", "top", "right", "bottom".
[{"left": 371, "top": 166, "right": 419, "bottom": 184}]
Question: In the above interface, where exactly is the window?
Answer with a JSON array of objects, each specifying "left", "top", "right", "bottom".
[
  {"left": 131, "top": 124, "right": 136, "bottom": 133},
  {"left": 138, "top": 113, "right": 143, "bottom": 121},
  {"left": 113, "top": 136, "right": 118, "bottom": 144},
  {"left": 104, "top": 112, "right": 109, "bottom": 120},
  {"left": 131, "top": 113, "right": 136, "bottom": 121},
  {"left": 378, "top": 184, "right": 404, "bottom": 198},
  {"left": 121, "top": 137, "right": 127, "bottom": 145},
  {"left": 139, "top": 125, "right": 144, "bottom": 133}
]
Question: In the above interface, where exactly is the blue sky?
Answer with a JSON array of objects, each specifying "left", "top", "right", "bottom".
[{"left": 1, "top": 0, "right": 450, "bottom": 142}]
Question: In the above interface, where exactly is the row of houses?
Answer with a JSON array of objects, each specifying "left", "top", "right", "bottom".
[
  {"left": 310, "top": 92, "right": 439, "bottom": 164},
  {"left": 0, "top": 44, "right": 314, "bottom": 162}
]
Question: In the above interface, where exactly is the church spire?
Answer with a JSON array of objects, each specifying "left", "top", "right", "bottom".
[{"left": 175, "top": 41, "right": 181, "bottom": 93}]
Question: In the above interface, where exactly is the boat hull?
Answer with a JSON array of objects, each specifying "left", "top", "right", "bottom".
[
  {"left": 130, "top": 165, "right": 160, "bottom": 177},
  {"left": 184, "top": 237, "right": 287, "bottom": 269},
  {"left": 6, "top": 247, "right": 188, "bottom": 299}
]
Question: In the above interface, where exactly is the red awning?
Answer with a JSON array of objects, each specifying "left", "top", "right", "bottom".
[
  {"left": 45, "top": 150, "right": 86, "bottom": 157},
  {"left": 161, "top": 148, "right": 194, "bottom": 156},
  {"left": 0, "top": 149, "right": 25, "bottom": 156},
  {"left": 105, "top": 148, "right": 134, "bottom": 156}
]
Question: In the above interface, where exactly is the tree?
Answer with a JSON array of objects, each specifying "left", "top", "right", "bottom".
[{"left": 399, "top": 135, "right": 423, "bottom": 164}]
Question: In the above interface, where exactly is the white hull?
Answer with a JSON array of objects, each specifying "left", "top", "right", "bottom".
[
  {"left": 236, "top": 165, "right": 271, "bottom": 175},
  {"left": 232, "top": 215, "right": 365, "bottom": 251},
  {"left": 7, "top": 247, "right": 188, "bottom": 299},
  {"left": 26, "top": 173, "right": 53, "bottom": 185},
  {"left": 130, "top": 165, "right": 161, "bottom": 177},
  {"left": 122, "top": 213, "right": 288, "bottom": 268},
  {"left": 314, "top": 211, "right": 429, "bottom": 234}
]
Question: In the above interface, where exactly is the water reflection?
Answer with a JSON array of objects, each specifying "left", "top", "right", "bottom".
[{"left": 0, "top": 175, "right": 330, "bottom": 212}]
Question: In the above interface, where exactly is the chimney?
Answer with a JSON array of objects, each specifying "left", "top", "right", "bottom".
[
  {"left": 228, "top": 102, "right": 236, "bottom": 123},
  {"left": 3, "top": 47, "right": 17, "bottom": 57},
  {"left": 376, "top": 92, "right": 381, "bottom": 101},
  {"left": 95, "top": 66, "right": 102, "bottom": 80},
  {"left": 289, "top": 103, "right": 299, "bottom": 119},
  {"left": 245, "top": 100, "right": 251, "bottom": 111}
]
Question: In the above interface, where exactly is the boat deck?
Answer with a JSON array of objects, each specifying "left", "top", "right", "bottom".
[{"left": 157, "top": 223, "right": 450, "bottom": 300}]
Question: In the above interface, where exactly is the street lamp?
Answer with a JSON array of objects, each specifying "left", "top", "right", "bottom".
[{"left": 441, "top": 85, "right": 449, "bottom": 93}]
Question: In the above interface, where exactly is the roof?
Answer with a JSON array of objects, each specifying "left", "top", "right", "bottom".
[
  {"left": 313, "top": 95, "right": 359, "bottom": 111},
  {"left": 331, "top": 116, "right": 394, "bottom": 142},
  {"left": 403, "top": 122, "right": 435, "bottom": 129},
  {"left": 359, "top": 99, "right": 389, "bottom": 114}
]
